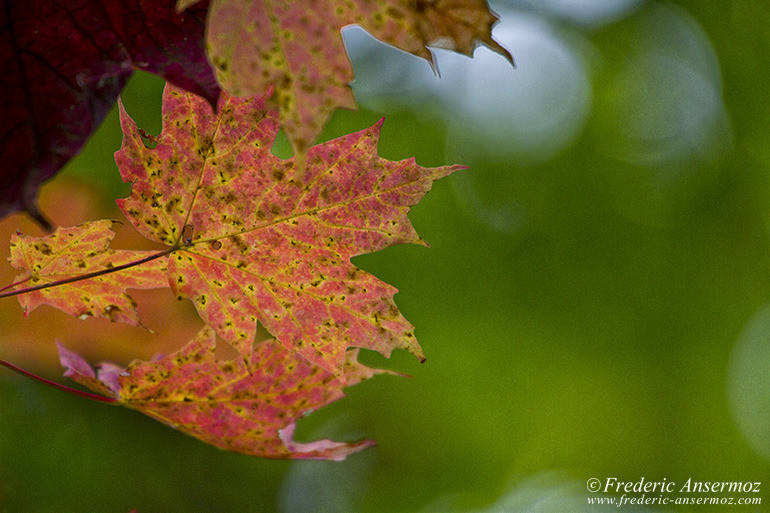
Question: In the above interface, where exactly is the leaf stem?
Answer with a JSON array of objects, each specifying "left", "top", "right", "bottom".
[
  {"left": 0, "top": 275, "right": 31, "bottom": 293},
  {"left": 0, "top": 247, "right": 176, "bottom": 299},
  {"left": 0, "top": 358, "right": 118, "bottom": 404}
]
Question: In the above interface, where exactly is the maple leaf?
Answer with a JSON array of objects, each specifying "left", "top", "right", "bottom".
[
  {"left": 179, "top": 0, "right": 511, "bottom": 159},
  {"left": 8, "top": 220, "right": 169, "bottom": 325},
  {"left": 0, "top": 0, "right": 218, "bottom": 226},
  {"left": 112, "top": 82, "right": 462, "bottom": 374},
  {"left": 58, "top": 327, "right": 391, "bottom": 459}
]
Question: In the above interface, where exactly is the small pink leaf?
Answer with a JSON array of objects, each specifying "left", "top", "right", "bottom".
[{"left": 57, "top": 342, "right": 120, "bottom": 397}]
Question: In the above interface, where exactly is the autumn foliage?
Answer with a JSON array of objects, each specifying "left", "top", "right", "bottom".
[{"left": 0, "top": 0, "right": 509, "bottom": 458}]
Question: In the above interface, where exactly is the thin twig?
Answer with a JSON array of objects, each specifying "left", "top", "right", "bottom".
[{"left": 0, "top": 247, "right": 176, "bottom": 299}]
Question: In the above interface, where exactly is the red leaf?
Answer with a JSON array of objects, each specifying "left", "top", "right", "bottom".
[
  {"left": 115, "top": 83, "right": 462, "bottom": 374},
  {"left": 58, "top": 327, "right": 393, "bottom": 459},
  {"left": 0, "top": 0, "right": 218, "bottom": 224}
]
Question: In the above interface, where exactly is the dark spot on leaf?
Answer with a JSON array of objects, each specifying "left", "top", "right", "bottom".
[
  {"left": 229, "top": 235, "right": 249, "bottom": 253},
  {"left": 198, "top": 136, "right": 214, "bottom": 158},
  {"left": 165, "top": 197, "right": 180, "bottom": 213},
  {"left": 34, "top": 242, "right": 53, "bottom": 255}
]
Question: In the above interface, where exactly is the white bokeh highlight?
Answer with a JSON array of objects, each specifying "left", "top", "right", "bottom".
[{"left": 727, "top": 304, "right": 770, "bottom": 462}]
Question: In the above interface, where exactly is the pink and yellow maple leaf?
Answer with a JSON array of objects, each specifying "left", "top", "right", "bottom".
[
  {"left": 58, "top": 327, "right": 392, "bottom": 459},
  {"left": 11, "top": 82, "right": 461, "bottom": 376},
  {"left": 9, "top": 220, "right": 168, "bottom": 326}
]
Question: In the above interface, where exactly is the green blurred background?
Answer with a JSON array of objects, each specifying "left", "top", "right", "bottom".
[{"left": 2, "top": 0, "right": 770, "bottom": 511}]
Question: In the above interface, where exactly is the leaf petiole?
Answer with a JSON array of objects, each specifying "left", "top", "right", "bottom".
[
  {"left": 0, "top": 275, "right": 31, "bottom": 293},
  {"left": 0, "top": 247, "right": 177, "bottom": 299},
  {"left": 0, "top": 358, "right": 117, "bottom": 404}
]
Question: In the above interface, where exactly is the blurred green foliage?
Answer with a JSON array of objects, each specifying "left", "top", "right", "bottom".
[{"left": 2, "top": 1, "right": 770, "bottom": 512}]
